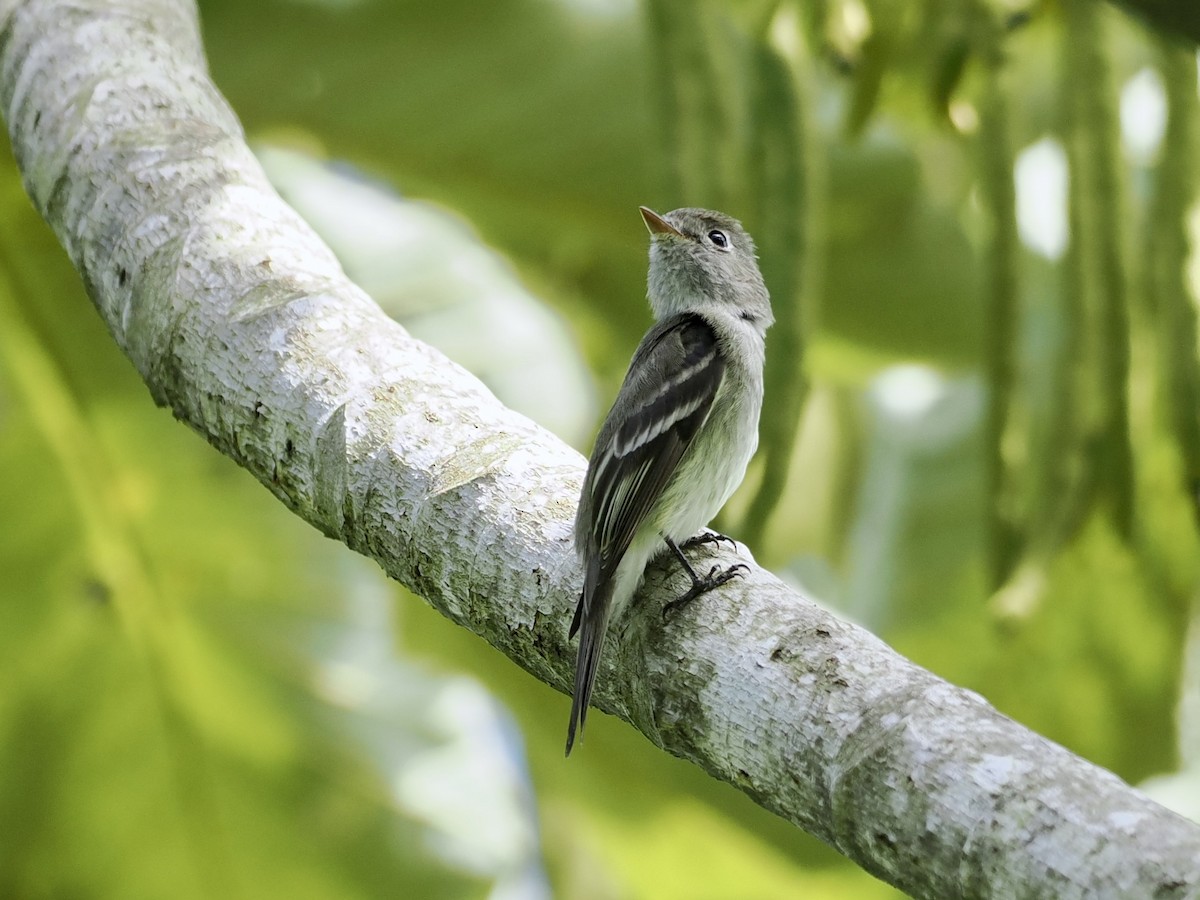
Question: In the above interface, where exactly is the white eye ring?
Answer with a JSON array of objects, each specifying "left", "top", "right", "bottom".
[{"left": 707, "top": 229, "right": 731, "bottom": 250}]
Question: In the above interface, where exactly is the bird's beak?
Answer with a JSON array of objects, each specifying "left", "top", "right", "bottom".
[{"left": 640, "top": 206, "right": 683, "bottom": 237}]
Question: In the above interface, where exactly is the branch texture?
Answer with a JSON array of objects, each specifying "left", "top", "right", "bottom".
[{"left": 1, "top": 1, "right": 1198, "bottom": 897}]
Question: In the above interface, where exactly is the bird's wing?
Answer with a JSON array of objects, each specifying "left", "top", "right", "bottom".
[
  {"left": 566, "top": 312, "right": 726, "bottom": 752},
  {"left": 575, "top": 312, "right": 726, "bottom": 614}
]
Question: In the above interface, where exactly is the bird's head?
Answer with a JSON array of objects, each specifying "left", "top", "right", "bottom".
[{"left": 640, "top": 206, "right": 773, "bottom": 333}]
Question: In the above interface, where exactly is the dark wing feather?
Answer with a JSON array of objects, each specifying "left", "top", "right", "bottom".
[
  {"left": 566, "top": 313, "right": 725, "bottom": 753},
  {"left": 576, "top": 312, "right": 726, "bottom": 607}
]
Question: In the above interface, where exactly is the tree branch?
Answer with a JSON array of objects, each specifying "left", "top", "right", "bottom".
[{"left": 2, "top": 1, "right": 1198, "bottom": 897}]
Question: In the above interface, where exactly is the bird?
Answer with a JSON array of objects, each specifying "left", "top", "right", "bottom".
[{"left": 565, "top": 205, "right": 773, "bottom": 755}]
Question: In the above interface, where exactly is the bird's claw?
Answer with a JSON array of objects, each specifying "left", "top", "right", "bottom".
[
  {"left": 662, "top": 563, "right": 749, "bottom": 620},
  {"left": 681, "top": 531, "right": 738, "bottom": 552}
]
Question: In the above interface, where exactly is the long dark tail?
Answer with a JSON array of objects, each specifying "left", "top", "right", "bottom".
[{"left": 565, "top": 580, "right": 613, "bottom": 756}]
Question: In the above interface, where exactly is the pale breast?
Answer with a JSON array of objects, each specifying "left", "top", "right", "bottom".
[{"left": 652, "top": 355, "right": 763, "bottom": 542}]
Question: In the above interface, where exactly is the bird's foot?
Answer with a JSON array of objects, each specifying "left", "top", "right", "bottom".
[
  {"left": 662, "top": 562, "right": 749, "bottom": 620},
  {"left": 681, "top": 531, "right": 738, "bottom": 553}
]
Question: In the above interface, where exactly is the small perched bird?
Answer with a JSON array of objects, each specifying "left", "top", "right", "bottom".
[{"left": 566, "top": 206, "right": 773, "bottom": 755}]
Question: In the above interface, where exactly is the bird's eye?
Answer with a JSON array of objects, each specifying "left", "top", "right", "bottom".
[{"left": 707, "top": 230, "right": 730, "bottom": 249}]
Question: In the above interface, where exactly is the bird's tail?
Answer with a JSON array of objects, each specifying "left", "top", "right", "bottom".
[{"left": 565, "top": 581, "right": 613, "bottom": 756}]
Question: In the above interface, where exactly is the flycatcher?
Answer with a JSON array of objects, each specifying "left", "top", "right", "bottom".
[{"left": 566, "top": 206, "right": 773, "bottom": 755}]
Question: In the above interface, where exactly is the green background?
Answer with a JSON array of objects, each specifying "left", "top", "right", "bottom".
[{"left": 2, "top": 0, "right": 1198, "bottom": 897}]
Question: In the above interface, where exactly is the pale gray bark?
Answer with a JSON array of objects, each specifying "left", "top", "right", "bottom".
[{"left": 2, "top": 1, "right": 1198, "bottom": 897}]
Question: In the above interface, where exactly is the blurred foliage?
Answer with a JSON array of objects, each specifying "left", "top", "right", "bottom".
[{"left": 3, "top": 0, "right": 1200, "bottom": 897}]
